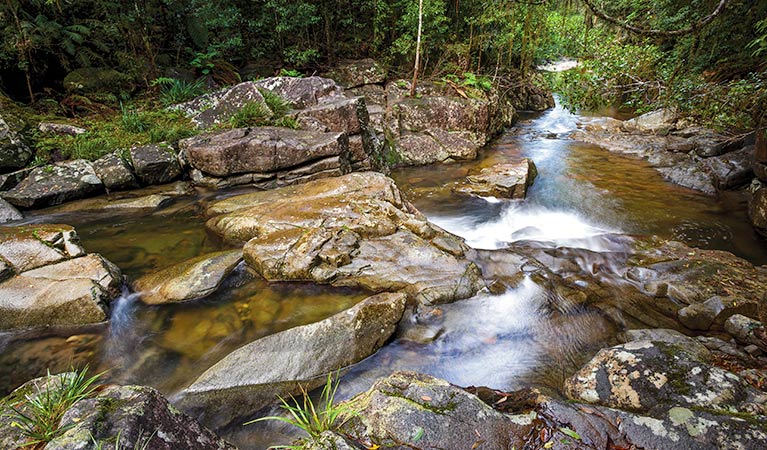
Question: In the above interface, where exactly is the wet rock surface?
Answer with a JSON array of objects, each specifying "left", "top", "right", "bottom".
[
  {"left": 177, "top": 292, "right": 406, "bottom": 429},
  {"left": 572, "top": 111, "right": 751, "bottom": 195},
  {"left": 0, "top": 224, "right": 122, "bottom": 330},
  {"left": 133, "top": 250, "right": 242, "bottom": 304},
  {"left": 455, "top": 158, "right": 537, "bottom": 198},
  {"left": 206, "top": 171, "right": 485, "bottom": 304}
]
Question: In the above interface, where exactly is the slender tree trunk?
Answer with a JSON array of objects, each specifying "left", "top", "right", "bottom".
[
  {"left": 756, "top": 126, "right": 767, "bottom": 163},
  {"left": 410, "top": 0, "right": 424, "bottom": 96}
]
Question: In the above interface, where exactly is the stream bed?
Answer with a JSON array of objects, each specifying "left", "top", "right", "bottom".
[{"left": 2, "top": 99, "right": 765, "bottom": 448}]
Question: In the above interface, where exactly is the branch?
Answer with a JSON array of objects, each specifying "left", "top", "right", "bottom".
[{"left": 580, "top": 0, "right": 731, "bottom": 36}]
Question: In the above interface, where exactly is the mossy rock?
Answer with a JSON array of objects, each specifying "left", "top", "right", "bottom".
[{"left": 63, "top": 68, "right": 135, "bottom": 95}]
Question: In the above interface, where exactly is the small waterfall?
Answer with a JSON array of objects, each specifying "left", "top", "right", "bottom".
[
  {"left": 105, "top": 287, "right": 143, "bottom": 360},
  {"left": 432, "top": 202, "right": 617, "bottom": 253}
]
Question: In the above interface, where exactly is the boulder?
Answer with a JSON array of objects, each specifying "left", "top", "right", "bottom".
[
  {"left": 618, "top": 328, "right": 712, "bottom": 361},
  {"left": 37, "top": 122, "right": 87, "bottom": 136},
  {"left": 295, "top": 96, "right": 367, "bottom": 134},
  {"left": 92, "top": 151, "right": 138, "bottom": 190},
  {"left": 133, "top": 250, "right": 242, "bottom": 305},
  {"left": 205, "top": 172, "right": 485, "bottom": 304},
  {"left": 0, "top": 198, "right": 21, "bottom": 223},
  {"left": 173, "top": 81, "right": 272, "bottom": 129},
  {"left": 129, "top": 144, "right": 182, "bottom": 186},
  {"left": 340, "top": 371, "right": 515, "bottom": 450},
  {"left": 0, "top": 224, "right": 85, "bottom": 272},
  {"left": 0, "top": 112, "right": 32, "bottom": 172},
  {"left": 324, "top": 59, "right": 386, "bottom": 88},
  {"left": 0, "top": 167, "right": 32, "bottom": 191},
  {"left": 678, "top": 296, "right": 758, "bottom": 331},
  {"left": 0, "top": 224, "right": 122, "bottom": 330},
  {"left": 564, "top": 338, "right": 766, "bottom": 417},
  {"left": 0, "top": 375, "right": 235, "bottom": 450},
  {"left": 456, "top": 159, "right": 537, "bottom": 198},
  {"left": 395, "top": 130, "right": 482, "bottom": 165},
  {"left": 749, "top": 181, "right": 767, "bottom": 236},
  {"left": 0, "top": 253, "right": 121, "bottom": 330},
  {"left": 255, "top": 76, "right": 343, "bottom": 109},
  {"left": 624, "top": 109, "right": 678, "bottom": 133},
  {"left": 63, "top": 67, "right": 134, "bottom": 94},
  {"left": 391, "top": 94, "right": 490, "bottom": 136},
  {"left": 703, "top": 145, "right": 754, "bottom": 189},
  {"left": 724, "top": 314, "right": 766, "bottom": 349},
  {"left": 182, "top": 127, "right": 349, "bottom": 178},
  {"left": 177, "top": 292, "right": 406, "bottom": 429},
  {"left": 1, "top": 160, "right": 103, "bottom": 208}
]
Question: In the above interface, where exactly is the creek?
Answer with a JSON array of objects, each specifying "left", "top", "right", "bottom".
[{"left": 1, "top": 98, "right": 765, "bottom": 448}]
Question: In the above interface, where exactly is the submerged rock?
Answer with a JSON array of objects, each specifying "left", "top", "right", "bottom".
[
  {"left": 206, "top": 171, "right": 485, "bottom": 304},
  {"left": 456, "top": 159, "right": 537, "bottom": 198},
  {"left": 0, "top": 374, "right": 235, "bottom": 450},
  {"left": 133, "top": 250, "right": 242, "bottom": 305},
  {"left": 177, "top": 292, "right": 406, "bottom": 429},
  {"left": 2, "top": 159, "right": 103, "bottom": 208}
]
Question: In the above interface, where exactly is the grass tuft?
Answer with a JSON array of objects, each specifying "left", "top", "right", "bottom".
[
  {"left": 151, "top": 77, "right": 206, "bottom": 106},
  {"left": 228, "top": 101, "right": 272, "bottom": 128},
  {"left": 245, "top": 372, "right": 354, "bottom": 449},
  {"left": 4, "top": 366, "right": 104, "bottom": 446}
]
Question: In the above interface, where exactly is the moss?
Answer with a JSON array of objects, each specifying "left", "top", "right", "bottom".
[
  {"left": 379, "top": 389, "right": 458, "bottom": 416},
  {"left": 688, "top": 406, "right": 767, "bottom": 429}
]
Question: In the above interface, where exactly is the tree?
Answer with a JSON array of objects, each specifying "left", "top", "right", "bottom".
[{"left": 410, "top": 0, "right": 424, "bottom": 96}]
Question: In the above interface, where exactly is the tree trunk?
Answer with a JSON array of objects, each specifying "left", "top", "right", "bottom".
[
  {"left": 756, "top": 127, "right": 767, "bottom": 163},
  {"left": 410, "top": 0, "right": 424, "bottom": 97}
]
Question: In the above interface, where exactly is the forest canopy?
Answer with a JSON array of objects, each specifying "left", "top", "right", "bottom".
[{"left": 1, "top": 0, "right": 765, "bottom": 132}]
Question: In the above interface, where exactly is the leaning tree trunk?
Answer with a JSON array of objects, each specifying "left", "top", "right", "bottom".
[{"left": 410, "top": 0, "right": 424, "bottom": 97}]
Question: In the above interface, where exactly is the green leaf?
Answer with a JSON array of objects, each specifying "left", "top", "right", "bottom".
[{"left": 559, "top": 427, "right": 581, "bottom": 440}]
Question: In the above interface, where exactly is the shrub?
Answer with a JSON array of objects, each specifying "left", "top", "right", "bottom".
[{"left": 151, "top": 77, "right": 206, "bottom": 106}]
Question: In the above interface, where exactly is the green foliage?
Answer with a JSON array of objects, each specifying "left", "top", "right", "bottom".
[
  {"left": 227, "top": 101, "right": 271, "bottom": 128},
  {"left": 35, "top": 108, "right": 197, "bottom": 162},
  {"left": 278, "top": 69, "right": 303, "bottom": 78},
  {"left": 120, "top": 103, "right": 149, "bottom": 133},
  {"left": 3, "top": 367, "right": 103, "bottom": 445},
  {"left": 461, "top": 72, "right": 492, "bottom": 92},
  {"left": 245, "top": 372, "right": 354, "bottom": 449},
  {"left": 91, "top": 430, "right": 157, "bottom": 450},
  {"left": 259, "top": 89, "right": 293, "bottom": 116},
  {"left": 151, "top": 77, "right": 206, "bottom": 106}
]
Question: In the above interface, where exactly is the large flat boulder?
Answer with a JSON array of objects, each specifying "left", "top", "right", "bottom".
[
  {"left": 205, "top": 172, "right": 485, "bottom": 304},
  {"left": 0, "top": 254, "right": 121, "bottom": 330},
  {"left": 176, "top": 292, "right": 406, "bottom": 429},
  {"left": 0, "top": 224, "right": 122, "bottom": 330},
  {"left": 181, "top": 127, "right": 350, "bottom": 178},
  {"left": 133, "top": 250, "right": 242, "bottom": 305},
  {"left": 2, "top": 159, "right": 104, "bottom": 208}
]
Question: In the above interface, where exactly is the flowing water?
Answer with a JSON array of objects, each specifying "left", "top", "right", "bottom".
[{"left": 2, "top": 98, "right": 766, "bottom": 448}]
